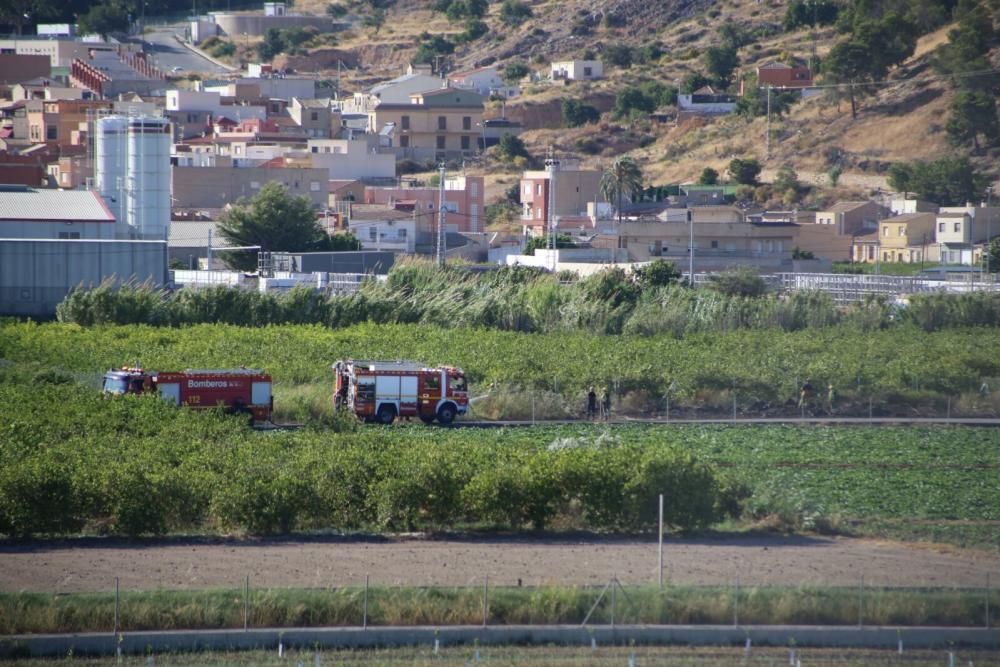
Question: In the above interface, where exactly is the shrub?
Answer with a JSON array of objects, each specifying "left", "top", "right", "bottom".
[
  {"left": 499, "top": 0, "right": 532, "bottom": 25},
  {"left": 561, "top": 98, "right": 600, "bottom": 127}
]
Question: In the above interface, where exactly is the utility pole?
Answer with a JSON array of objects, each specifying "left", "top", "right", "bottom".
[
  {"left": 207, "top": 228, "right": 212, "bottom": 269},
  {"left": 688, "top": 210, "right": 694, "bottom": 286},
  {"left": 436, "top": 163, "right": 446, "bottom": 268},
  {"left": 765, "top": 86, "right": 772, "bottom": 161},
  {"left": 545, "top": 147, "right": 558, "bottom": 257},
  {"left": 986, "top": 185, "right": 993, "bottom": 277}
]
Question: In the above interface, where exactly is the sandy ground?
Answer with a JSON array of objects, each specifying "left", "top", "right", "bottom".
[{"left": 2, "top": 535, "right": 998, "bottom": 593}]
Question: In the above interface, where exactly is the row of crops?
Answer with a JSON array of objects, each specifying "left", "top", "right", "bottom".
[
  {"left": 2, "top": 321, "right": 999, "bottom": 403},
  {"left": 2, "top": 356, "right": 998, "bottom": 537}
]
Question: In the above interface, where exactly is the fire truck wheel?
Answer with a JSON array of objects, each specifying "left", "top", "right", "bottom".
[
  {"left": 436, "top": 403, "right": 456, "bottom": 426},
  {"left": 419, "top": 414, "right": 436, "bottom": 425},
  {"left": 376, "top": 404, "right": 396, "bottom": 425}
]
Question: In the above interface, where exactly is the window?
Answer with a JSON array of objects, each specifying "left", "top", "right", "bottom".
[
  {"left": 438, "top": 116, "right": 447, "bottom": 130},
  {"left": 369, "top": 227, "right": 377, "bottom": 240},
  {"left": 461, "top": 135, "right": 470, "bottom": 150},
  {"left": 310, "top": 111, "right": 318, "bottom": 121},
  {"left": 58, "top": 231, "right": 80, "bottom": 239},
  {"left": 310, "top": 181, "right": 320, "bottom": 192},
  {"left": 882, "top": 226, "right": 889, "bottom": 237},
  {"left": 398, "top": 228, "right": 407, "bottom": 238},
  {"left": 939, "top": 222, "right": 945, "bottom": 232},
  {"left": 954, "top": 222, "right": 961, "bottom": 232},
  {"left": 462, "top": 116, "right": 471, "bottom": 130},
  {"left": 401, "top": 115, "right": 410, "bottom": 130},
  {"left": 898, "top": 226, "right": 905, "bottom": 236},
  {"left": 470, "top": 181, "right": 478, "bottom": 197},
  {"left": 470, "top": 204, "right": 478, "bottom": 230},
  {"left": 399, "top": 135, "right": 409, "bottom": 148},
  {"left": 436, "top": 135, "right": 446, "bottom": 149},
  {"left": 523, "top": 184, "right": 530, "bottom": 196},
  {"left": 710, "top": 240, "right": 718, "bottom": 249},
  {"left": 536, "top": 184, "right": 542, "bottom": 195},
  {"left": 311, "top": 146, "right": 318, "bottom": 153},
  {"left": 46, "top": 125, "right": 57, "bottom": 140},
  {"left": 250, "top": 181, "right": 261, "bottom": 189},
  {"left": 187, "top": 113, "right": 196, "bottom": 123},
  {"left": 583, "top": 66, "right": 592, "bottom": 76},
  {"left": 537, "top": 207, "right": 542, "bottom": 218}
]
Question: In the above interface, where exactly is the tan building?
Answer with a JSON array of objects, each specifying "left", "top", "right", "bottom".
[
  {"left": 368, "top": 87, "right": 484, "bottom": 161},
  {"left": 171, "top": 163, "right": 330, "bottom": 209},
  {"left": 606, "top": 207, "right": 802, "bottom": 269},
  {"left": 851, "top": 212, "right": 937, "bottom": 264},
  {"left": 814, "top": 200, "right": 888, "bottom": 236},
  {"left": 288, "top": 97, "right": 339, "bottom": 138},
  {"left": 520, "top": 161, "right": 602, "bottom": 233},
  {"left": 26, "top": 99, "right": 113, "bottom": 146}
]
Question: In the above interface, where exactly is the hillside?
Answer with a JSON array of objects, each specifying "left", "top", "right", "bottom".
[{"left": 278, "top": 0, "right": 996, "bottom": 200}]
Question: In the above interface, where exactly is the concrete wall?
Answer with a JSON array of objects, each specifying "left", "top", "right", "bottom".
[
  {"left": 172, "top": 165, "right": 330, "bottom": 208},
  {"left": 0, "top": 220, "right": 116, "bottom": 240},
  {"left": 0, "top": 239, "right": 167, "bottom": 317},
  {"left": 209, "top": 13, "right": 337, "bottom": 37},
  {"left": 3, "top": 624, "right": 999, "bottom": 658}
]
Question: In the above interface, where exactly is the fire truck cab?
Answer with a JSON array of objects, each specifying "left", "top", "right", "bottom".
[
  {"left": 332, "top": 359, "right": 469, "bottom": 425},
  {"left": 102, "top": 366, "right": 273, "bottom": 423}
]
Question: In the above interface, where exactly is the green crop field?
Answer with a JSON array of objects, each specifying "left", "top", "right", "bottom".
[{"left": 1, "top": 320, "right": 998, "bottom": 544}]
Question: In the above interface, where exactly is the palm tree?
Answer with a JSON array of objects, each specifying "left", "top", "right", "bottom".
[{"left": 600, "top": 157, "right": 644, "bottom": 249}]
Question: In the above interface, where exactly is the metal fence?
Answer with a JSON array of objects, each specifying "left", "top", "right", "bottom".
[{"left": 774, "top": 273, "right": 1000, "bottom": 305}]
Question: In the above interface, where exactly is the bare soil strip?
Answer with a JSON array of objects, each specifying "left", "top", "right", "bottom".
[{"left": 2, "top": 535, "right": 998, "bottom": 593}]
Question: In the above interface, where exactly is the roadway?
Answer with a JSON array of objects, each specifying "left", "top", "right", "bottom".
[{"left": 140, "top": 24, "right": 233, "bottom": 76}]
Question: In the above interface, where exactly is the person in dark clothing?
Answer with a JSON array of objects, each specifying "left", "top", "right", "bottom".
[
  {"left": 586, "top": 386, "right": 597, "bottom": 419},
  {"left": 798, "top": 379, "right": 814, "bottom": 409},
  {"left": 601, "top": 388, "right": 611, "bottom": 421}
]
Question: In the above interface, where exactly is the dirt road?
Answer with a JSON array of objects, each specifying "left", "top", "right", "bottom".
[{"left": 2, "top": 534, "right": 998, "bottom": 593}]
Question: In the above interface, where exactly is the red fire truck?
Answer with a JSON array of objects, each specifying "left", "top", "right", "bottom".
[
  {"left": 332, "top": 359, "right": 469, "bottom": 425},
  {"left": 102, "top": 366, "right": 273, "bottom": 423}
]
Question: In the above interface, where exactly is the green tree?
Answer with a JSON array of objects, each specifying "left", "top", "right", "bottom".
[
  {"left": 499, "top": 0, "right": 532, "bottom": 25},
  {"left": 697, "top": 167, "right": 719, "bottom": 185},
  {"left": 703, "top": 44, "right": 739, "bottom": 88},
  {"left": 216, "top": 183, "right": 345, "bottom": 271},
  {"left": 0, "top": 0, "right": 54, "bottom": 35},
  {"left": 257, "top": 28, "right": 286, "bottom": 60},
  {"left": 986, "top": 238, "right": 1000, "bottom": 274},
  {"left": 735, "top": 75, "right": 799, "bottom": 119},
  {"left": 561, "top": 99, "right": 600, "bottom": 127},
  {"left": 728, "top": 158, "right": 761, "bottom": 186},
  {"left": 612, "top": 87, "right": 657, "bottom": 120},
  {"left": 946, "top": 90, "right": 1000, "bottom": 153},
  {"left": 886, "top": 157, "right": 988, "bottom": 207},
  {"left": 772, "top": 165, "right": 800, "bottom": 194},
  {"left": 495, "top": 134, "right": 529, "bottom": 162},
  {"left": 362, "top": 7, "right": 386, "bottom": 33},
  {"left": 823, "top": 13, "right": 918, "bottom": 118},
  {"left": 600, "top": 156, "right": 644, "bottom": 232},
  {"left": 77, "top": 0, "right": 131, "bottom": 39},
  {"left": 525, "top": 234, "right": 574, "bottom": 255},
  {"left": 504, "top": 61, "right": 529, "bottom": 83},
  {"left": 326, "top": 3, "right": 347, "bottom": 17},
  {"left": 709, "top": 266, "right": 768, "bottom": 297},
  {"left": 783, "top": 0, "right": 839, "bottom": 31},
  {"left": 603, "top": 44, "right": 633, "bottom": 69},
  {"left": 681, "top": 73, "right": 711, "bottom": 94},
  {"left": 633, "top": 259, "right": 681, "bottom": 290}
]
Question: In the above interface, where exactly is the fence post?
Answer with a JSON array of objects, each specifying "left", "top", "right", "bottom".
[
  {"left": 114, "top": 577, "right": 120, "bottom": 636},
  {"left": 733, "top": 575, "right": 739, "bottom": 627},
  {"left": 243, "top": 575, "right": 249, "bottom": 631},
  {"left": 987, "top": 572, "right": 991, "bottom": 630},
  {"left": 482, "top": 575, "right": 488, "bottom": 627},
  {"left": 858, "top": 575, "right": 864, "bottom": 628},
  {"left": 947, "top": 397, "right": 952, "bottom": 420},
  {"left": 658, "top": 494, "right": 664, "bottom": 588},
  {"left": 363, "top": 574, "right": 369, "bottom": 630},
  {"left": 611, "top": 576, "right": 616, "bottom": 628}
]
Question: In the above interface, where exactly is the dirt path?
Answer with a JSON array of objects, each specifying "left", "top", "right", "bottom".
[{"left": 2, "top": 535, "right": 998, "bottom": 593}]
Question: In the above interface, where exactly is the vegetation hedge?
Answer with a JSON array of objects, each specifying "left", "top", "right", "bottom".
[{"left": 54, "top": 261, "right": 1000, "bottom": 334}]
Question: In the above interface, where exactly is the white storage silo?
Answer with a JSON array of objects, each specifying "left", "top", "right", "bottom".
[
  {"left": 94, "top": 115, "right": 128, "bottom": 228},
  {"left": 125, "top": 116, "right": 171, "bottom": 240}
]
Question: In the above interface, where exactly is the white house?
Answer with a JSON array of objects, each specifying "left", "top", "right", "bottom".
[
  {"left": 449, "top": 66, "right": 518, "bottom": 99},
  {"left": 936, "top": 205, "right": 999, "bottom": 265},
  {"left": 550, "top": 60, "right": 603, "bottom": 81},
  {"left": 677, "top": 86, "right": 737, "bottom": 114},
  {"left": 305, "top": 137, "right": 396, "bottom": 180}
]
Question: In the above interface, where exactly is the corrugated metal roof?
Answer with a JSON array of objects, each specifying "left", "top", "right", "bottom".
[{"left": 0, "top": 187, "right": 115, "bottom": 222}]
